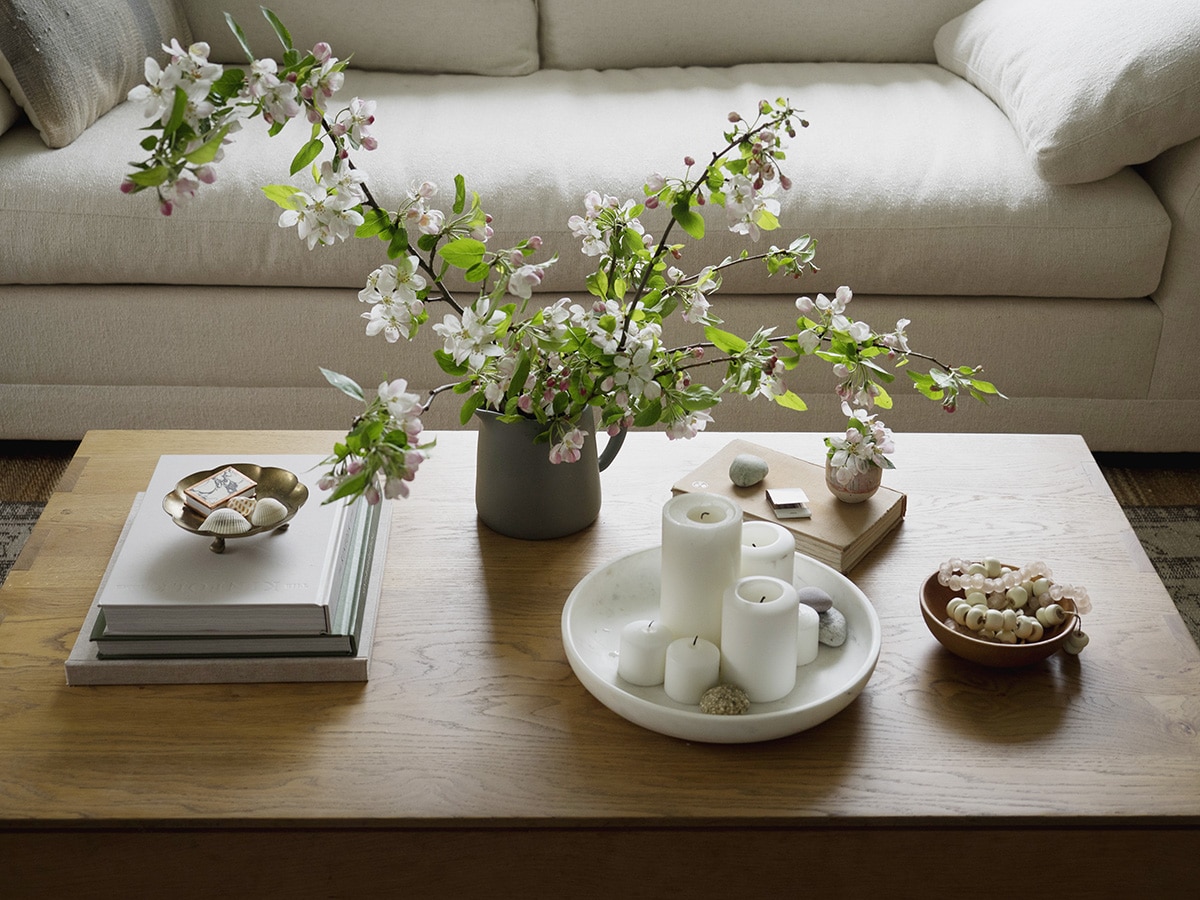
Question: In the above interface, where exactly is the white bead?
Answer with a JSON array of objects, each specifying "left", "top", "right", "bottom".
[
  {"left": 983, "top": 557, "right": 1002, "bottom": 578},
  {"left": 1006, "top": 585, "right": 1028, "bottom": 610},
  {"left": 1001, "top": 609, "right": 1018, "bottom": 632},
  {"left": 965, "top": 606, "right": 987, "bottom": 631},
  {"left": 967, "top": 562, "right": 987, "bottom": 576},
  {"left": 984, "top": 609, "right": 1004, "bottom": 632},
  {"left": 1064, "top": 630, "right": 1090, "bottom": 655},
  {"left": 1031, "top": 578, "right": 1051, "bottom": 597}
]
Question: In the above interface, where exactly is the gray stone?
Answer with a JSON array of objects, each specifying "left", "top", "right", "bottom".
[
  {"left": 729, "top": 453, "right": 769, "bottom": 488},
  {"left": 818, "top": 607, "right": 848, "bottom": 647},
  {"left": 796, "top": 585, "right": 833, "bottom": 613}
]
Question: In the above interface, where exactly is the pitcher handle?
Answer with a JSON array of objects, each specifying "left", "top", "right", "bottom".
[{"left": 597, "top": 425, "right": 627, "bottom": 472}]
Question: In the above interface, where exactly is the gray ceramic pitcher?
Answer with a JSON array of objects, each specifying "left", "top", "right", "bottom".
[{"left": 474, "top": 407, "right": 625, "bottom": 540}]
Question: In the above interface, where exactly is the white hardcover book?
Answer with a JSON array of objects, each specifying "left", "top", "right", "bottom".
[{"left": 96, "top": 455, "right": 351, "bottom": 635}]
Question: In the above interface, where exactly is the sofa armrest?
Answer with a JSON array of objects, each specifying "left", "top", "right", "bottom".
[{"left": 1139, "top": 137, "right": 1200, "bottom": 399}]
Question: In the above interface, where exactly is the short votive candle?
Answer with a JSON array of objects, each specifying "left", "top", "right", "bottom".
[
  {"left": 617, "top": 619, "right": 673, "bottom": 686},
  {"left": 797, "top": 602, "right": 820, "bottom": 667},
  {"left": 663, "top": 635, "right": 721, "bottom": 705}
]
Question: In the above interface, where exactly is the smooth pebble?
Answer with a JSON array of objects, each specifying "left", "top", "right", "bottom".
[
  {"left": 818, "top": 608, "right": 848, "bottom": 647},
  {"left": 729, "top": 453, "right": 769, "bottom": 488},
  {"left": 796, "top": 585, "right": 833, "bottom": 613}
]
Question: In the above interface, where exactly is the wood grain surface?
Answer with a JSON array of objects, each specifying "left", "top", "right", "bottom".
[{"left": 2, "top": 429, "right": 1197, "bottom": 896}]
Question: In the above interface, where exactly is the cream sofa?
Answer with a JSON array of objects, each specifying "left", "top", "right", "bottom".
[{"left": 1, "top": 0, "right": 1198, "bottom": 450}]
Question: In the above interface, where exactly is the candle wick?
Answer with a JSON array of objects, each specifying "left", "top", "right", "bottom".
[
  {"left": 700, "top": 511, "right": 710, "bottom": 520},
  {"left": 760, "top": 596, "right": 767, "bottom": 602},
  {"left": 751, "top": 542, "right": 758, "bottom": 547},
  {"left": 692, "top": 636, "right": 699, "bottom": 646}
]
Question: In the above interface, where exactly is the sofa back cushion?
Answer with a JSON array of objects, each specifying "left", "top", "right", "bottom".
[
  {"left": 180, "top": 0, "right": 539, "bottom": 75},
  {"left": 0, "top": 0, "right": 192, "bottom": 147},
  {"left": 538, "top": 0, "right": 980, "bottom": 70},
  {"left": 936, "top": 0, "right": 1200, "bottom": 184}
]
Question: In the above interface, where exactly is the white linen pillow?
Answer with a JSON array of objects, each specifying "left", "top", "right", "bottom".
[
  {"left": 0, "top": 0, "right": 193, "bottom": 148},
  {"left": 935, "top": 0, "right": 1200, "bottom": 184},
  {"left": 0, "top": 81, "right": 20, "bottom": 137}
]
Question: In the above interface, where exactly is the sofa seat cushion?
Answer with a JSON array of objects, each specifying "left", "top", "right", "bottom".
[{"left": 0, "top": 63, "right": 1169, "bottom": 299}]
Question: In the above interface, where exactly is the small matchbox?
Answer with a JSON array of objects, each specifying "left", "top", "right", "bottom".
[
  {"left": 766, "top": 487, "right": 812, "bottom": 519},
  {"left": 183, "top": 465, "right": 257, "bottom": 515}
]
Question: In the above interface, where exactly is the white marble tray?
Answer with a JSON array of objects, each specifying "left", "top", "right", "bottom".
[{"left": 561, "top": 546, "right": 882, "bottom": 743}]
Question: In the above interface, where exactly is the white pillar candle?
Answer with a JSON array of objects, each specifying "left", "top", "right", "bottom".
[
  {"left": 616, "top": 619, "right": 673, "bottom": 686},
  {"left": 740, "top": 520, "right": 795, "bottom": 582},
  {"left": 720, "top": 575, "right": 799, "bottom": 703},
  {"left": 663, "top": 636, "right": 721, "bottom": 705},
  {"left": 659, "top": 493, "right": 742, "bottom": 646},
  {"left": 796, "top": 602, "right": 820, "bottom": 667}
]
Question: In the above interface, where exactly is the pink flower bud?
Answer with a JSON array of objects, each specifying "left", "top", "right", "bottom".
[
  {"left": 159, "top": 200, "right": 173, "bottom": 216},
  {"left": 119, "top": 179, "right": 136, "bottom": 194},
  {"left": 361, "top": 136, "right": 378, "bottom": 151},
  {"left": 644, "top": 196, "right": 659, "bottom": 209},
  {"left": 195, "top": 165, "right": 217, "bottom": 184},
  {"left": 528, "top": 235, "right": 543, "bottom": 250},
  {"left": 683, "top": 156, "right": 695, "bottom": 167},
  {"left": 313, "top": 42, "right": 332, "bottom": 63},
  {"left": 779, "top": 174, "right": 793, "bottom": 190},
  {"left": 728, "top": 111, "right": 742, "bottom": 123}
]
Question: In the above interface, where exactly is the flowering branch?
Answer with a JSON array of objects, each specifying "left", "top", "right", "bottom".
[{"left": 121, "top": 9, "right": 1003, "bottom": 504}]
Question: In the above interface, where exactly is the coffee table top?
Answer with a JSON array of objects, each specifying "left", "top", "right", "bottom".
[{"left": 1, "top": 429, "right": 1197, "bottom": 826}]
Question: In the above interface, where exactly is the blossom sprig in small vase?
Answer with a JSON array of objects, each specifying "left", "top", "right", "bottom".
[
  {"left": 120, "top": 8, "right": 1003, "bottom": 514},
  {"left": 824, "top": 403, "right": 895, "bottom": 503}
]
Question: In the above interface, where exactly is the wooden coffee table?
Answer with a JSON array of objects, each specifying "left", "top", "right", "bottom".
[{"left": 2, "top": 430, "right": 1197, "bottom": 897}]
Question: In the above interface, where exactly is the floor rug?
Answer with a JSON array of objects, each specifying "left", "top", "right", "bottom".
[
  {"left": 0, "top": 501, "right": 44, "bottom": 587},
  {"left": 1121, "top": 505, "right": 1200, "bottom": 645}
]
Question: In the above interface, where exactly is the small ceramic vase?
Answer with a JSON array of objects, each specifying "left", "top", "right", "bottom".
[{"left": 825, "top": 457, "right": 882, "bottom": 503}]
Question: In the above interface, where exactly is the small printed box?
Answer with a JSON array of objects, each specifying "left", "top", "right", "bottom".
[
  {"left": 183, "top": 466, "right": 257, "bottom": 516},
  {"left": 766, "top": 487, "right": 812, "bottom": 519}
]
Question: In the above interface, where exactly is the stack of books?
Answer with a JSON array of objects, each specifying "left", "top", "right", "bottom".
[{"left": 65, "top": 454, "right": 391, "bottom": 685}]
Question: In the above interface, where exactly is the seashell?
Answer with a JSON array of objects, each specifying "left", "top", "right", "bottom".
[
  {"left": 250, "top": 496, "right": 288, "bottom": 527},
  {"left": 729, "top": 453, "right": 769, "bottom": 488},
  {"left": 199, "top": 507, "right": 251, "bottom": 535},
  {"left": 226, "top": 496, "right": 257, "bottom": 517}
]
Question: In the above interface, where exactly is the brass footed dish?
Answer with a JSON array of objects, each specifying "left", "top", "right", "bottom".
[{"left": 163, "top": 463, "right": 308, "bottom": 553}]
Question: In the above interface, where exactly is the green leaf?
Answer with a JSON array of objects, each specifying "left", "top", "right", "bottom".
[
  {"left": 211, "top": 68, "right": 245, "bottom": 101},
  {"left": 464, "top": 261, "right": 491, "bottom": 283},
  {"left": 223, "top": 13, "right": 255, "bottom": 62},
  {"left": 633, "top": 402, "right": 662, "bottom": 428},
  {"left": 459, "top": 391, "right": 485, "bottom": 426},
  {"left": 773, "top": 390, "right": 808, "bottom": 412},
  {"left": 677, "top": 386, "right": 720, "bottom": 411},
  {"left": 261, "top": 7, "right": 294, "bottom": 49},
  {"left": 453, "top": 174, "right": 466, "bottom": 215},
  {"left": 164, "top": 87, "right": 188, "bottom": 136},
  {"left": 873, "top": 383, "right": 893, "bottom": 410},
  {"left": 262, "top": 184, "right": 301, "bottom": 209},
  {"left": 437, "top": 237, "right": 487, "bottom": 269},
  {"left": 319, "top": 367, "right": 365, "bottom": 402},
  {"left": 326, "top": 471, "right": 369, "bottom": 503},
  {"left": 969, "top": 377, "right": 1004, "bottom": 397},
  {"left": 434, "top": 349, "right": 469, "bottom": 377},
  {"left": 671, "top": 200, "right": 705, "bottom": 240},
  {"left": 704, "top": 326, "right": 748, "bottom": 355},
  {"left": 127, "top": 167, "right": 171, "bottom": 188},
  {"left": 387, "top": 227, "right": 412, "bottom": 260},
  {"left": 586, "top": 269, "right": 609, "bottom": 299},
  {"left": 140, "top": 134, "right": 158, "bottom": 151},
  {"left": 416, "top": 233, "right": 440, "bottom": 253},
  {"left": 509, "top": 352, "right": 531, "bottom": 401},
  {"left": 184, "top": 126, "right": 231, "bottom": 165},
  {"left": 289, "top": 138, "right": 324, "bottom": 175},
  {"left": 355, "top": 208, "right": 392, "bottom": 239},
  {"left": 754, "top": 209, "right": 780, "bottom": 232}
]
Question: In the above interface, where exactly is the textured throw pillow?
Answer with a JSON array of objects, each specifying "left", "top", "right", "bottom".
[
  {"left": 935, "top": 0, "right": 1200, "bottom": 184},
  {"left": 0, "top": 0, "right": 193, "bottom": 148},
  {"left": 0, "top": 80, "right": 20, "bottom": 137}
]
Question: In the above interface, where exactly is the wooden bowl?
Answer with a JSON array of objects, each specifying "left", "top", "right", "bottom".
[{"left": 920, "top": 570, "right": 1077, "bottom": 667}]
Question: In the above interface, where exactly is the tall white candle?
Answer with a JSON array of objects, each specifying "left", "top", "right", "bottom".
[
  {"left": 617, "top": 619, "right": 673, "bottom": 686},
  {"left": 720, "top": 575, "right": 799, "bottom": 702},
  {"left": 740, "top": 520, "right": 795, "bottom": 582},
  {"left": 659, "top": 493, "right": 742, "bottom": 646},
  {"left": 796, "top": 602, "right": 820, "bottom": 667},
  {"left": 663, "top": 635, "right": 721, "bottom": 705}
]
